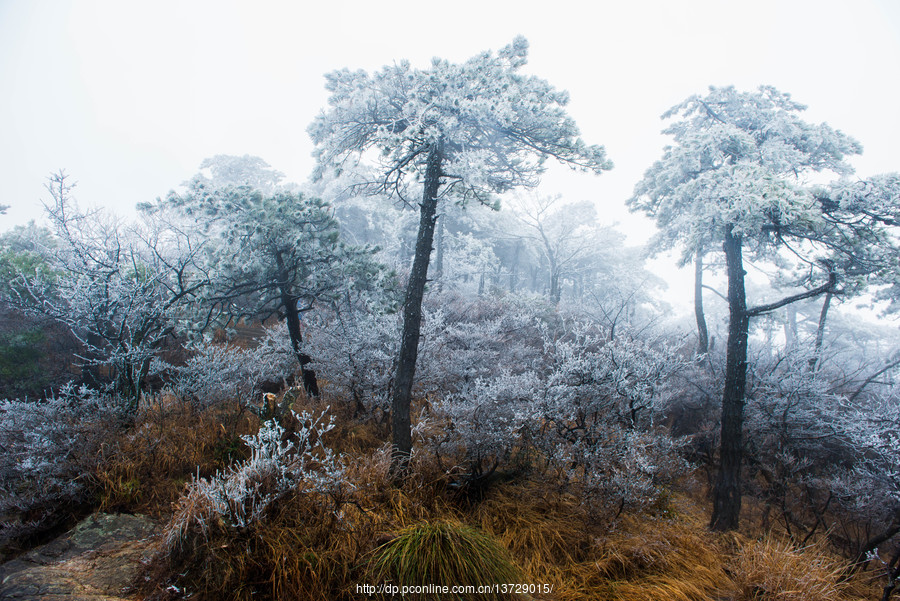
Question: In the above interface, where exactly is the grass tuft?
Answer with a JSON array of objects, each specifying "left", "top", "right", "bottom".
[
  {"left": 368, "top": 521, "right": 523, "bottom": 601},
  {"left": 730, "top": 536, "right": 850, "bottom": 601}
]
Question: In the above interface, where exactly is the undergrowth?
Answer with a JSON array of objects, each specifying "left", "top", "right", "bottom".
[
  {"left": 140, "top": 390, "right": 872, "bottom": 601},
  {"left": 91, "top": 397, "right": 258, "bottom": 516}
]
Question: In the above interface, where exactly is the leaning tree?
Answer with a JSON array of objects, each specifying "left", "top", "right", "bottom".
[
  {"left": 627, "top": 85, "right": 898, "bottom": 531},
  {"left": 309, "top": 36, "right": 612, "bottom": 474}
]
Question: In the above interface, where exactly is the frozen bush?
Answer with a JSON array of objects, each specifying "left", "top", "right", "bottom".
[
  {"left": 165, "top": 408, "right": 345, "bottom": 551},
  {"left": 743, "top": 351, "right": 848, "bottom": 527},
  {"left": 306, "top": 306, "right": 399, "bottom": 413},
  {"left": 0, "top": 384, "right": 122, "bottom": 552},
  {"left": 434, "top": 372, "right": 540, "bottom": 469},
  {"left": 554, "top": 427, "right": 689, "bottom": 515},
  {"left": 538, "top": 327, "right": 690, "bottom": 512},
  {"left": 415, "top": 293, "right": 547, "bottom": 393},
  {"left": 307, "top": 290, "right": 550, "bottom": 414},
  {"left": 172, "top": 322, "right": 297, "bottom": 409},
  {"left": 429, "top": 320, "right": 689, "bottom": 512},
  {"left": 544, "top": 328, "right": 685, "bottom": 429},
  {"left": 831, "top": 389, "right": 900, "bottom": 554}
]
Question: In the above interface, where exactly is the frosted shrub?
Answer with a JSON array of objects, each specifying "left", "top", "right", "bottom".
[
  {"left": 307, "top": 291, "right": 549, "bottom": 414},
  {"left": 165, "top": 408, "right": 345, "bottom": 551},
  {"left": 544, "top": 329, "right": 684, "bottom": 429},
  {"left": 429, "top": 321, "right": 689, "bottom": 512},
  {"left": 172, "top": 322, "right": 297, "bottom": 409},
  {"left": 0, "top": 384, "right": 122, "bottom": 551},
  {"left": 744, "top": 353, "right": 844, "bottom": 486},
  {"left": 415, "top": 293, "right": 546, "bottom": 393},
  {"left": 435, "top": 372, "right": 541, "bottom": 471},
  {"left": 555, "top": 427, "right": 689, "bottom": 515},
  {"left": 538, "top": 327, "right": 690, "bottom": 512},
  {"left": 732, "top": 349, "right": 884, "bottom": 542},
  {"left": 306, "top": 306, "right": 399, "bottom": 413},
  {"left": 173, "top": 345, "right": 256, "bottom": 407},
  {"left": 833, "top": 389, "right": 900, "bottom": 542}
]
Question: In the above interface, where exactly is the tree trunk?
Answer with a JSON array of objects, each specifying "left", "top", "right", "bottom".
[
  {"left": 275, "top": 251, "right": 319, "bottom": 397},
  {"left": 809, "top": 290, "right": 832, "bottom": 371},
  {"left": 434, "top": 215, "right": 444, "bottom": 290},
  {"left": 695, "top": 250, "right": 709, "bottom": 356},
  {"left": 784, "top": 304, "right": 798, "bottom": 353},
  {"left": 711, "top": 226, "right": 750, "bottom": 532},
  {"left": 116, "top": 359, "right": 142, "bottom": 413},
  {"left": 390, "top": 141, "right": 442, "bottom": 476},
  {"left": 879, "top": 544, "right": 900, "bottom": 601},
  {"left": 509, "top": 240, "right": 521, "bottom": 292},
  {"left": 549, "top": 260, "right": 560, "bottom": 305}
]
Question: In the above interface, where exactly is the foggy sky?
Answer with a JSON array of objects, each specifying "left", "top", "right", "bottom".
[{"left": 2, "top": 0, "right": 899, "bottom": 311}]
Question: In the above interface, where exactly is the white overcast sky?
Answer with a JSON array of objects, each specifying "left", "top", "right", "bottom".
[{"left": 1, "top": 0, "right": 899, "bottom": 310}]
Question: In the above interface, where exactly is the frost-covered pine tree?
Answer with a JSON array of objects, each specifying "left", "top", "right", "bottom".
[
  {"left": 149, "top": 169, "right": 381, "bottom": 396},
  {"left": 628, "top": 85, "right": 896, "bottom": 531},
  {"left": 310, "top": 36, "right": 612, "bottom": 474},
  {"left": 809, "top": 174, "right": 900, "bottom": 359}
]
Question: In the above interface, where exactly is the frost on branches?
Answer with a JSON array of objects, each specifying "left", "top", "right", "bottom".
[
  {"left": 628, "top": 85, "right": 882, "bottom": 531},
  {"left": 538, "top": 328, "right": 689, "bottom": 514},
  {"left": 309, "top": 36, "right": 611, "bottom": 205},
  {"left": 305, "top": 291, "right": 549, "bottom": 415},
  {"left": 165, "top": 408, "right": 345, "bottom": 552},
  {"left": 0, "top": 385, "right": 122, "bottom": 551},
  {"left": 171, "top": 322, "right": 297, "bottom": 410},
  {"left": 310, "top": 35, "right": 611, "bottom": 472},
  {"left": 144, "top": 168, "right": 382, "bottom": 398},
  {"left": 428, "top": 309, "right": 688, "bottom": 513},
  {"left": 304, "top": 304, "right": 398, "bottom": 415},
  {"left": 838, "top": 389, "right": 900, "bottom": 545},
  {"left": 11, "top": 173, "right": 209, "bottom": 409},
  {"left": 543, "top": 327, "right": 685, "bottom": 429}
]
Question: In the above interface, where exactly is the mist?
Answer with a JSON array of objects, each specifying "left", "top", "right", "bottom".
[{"left": 2, "top": 4, "right": 900, "bottom": 600}]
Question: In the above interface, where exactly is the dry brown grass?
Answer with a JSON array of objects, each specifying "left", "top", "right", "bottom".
[
  {"left": 728, "top": 536, "right": 860, "bottom": 601},
  {"left": 92, "top": 397, "right": 258, "bottom": 516},
  {"left": 144, "top": 396, "right": 467, "bottom": 601},
  {"left": 475, "top": 480, "right": 590, "bottom": 573},
  {"left": 140, "top": 390, "right": 875, "bottom": 601},
  {"left": 584, "top": 515, "right": 730, "bottom": 601},
  {"left": 475, "top": 484, "right": 869, "bottom": 601}
]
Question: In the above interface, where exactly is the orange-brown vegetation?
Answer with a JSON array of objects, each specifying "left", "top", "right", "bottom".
[
  {"left": 91, "top": 396, "right": 260, "bottom": 516},
  {"left": 118, "top": 388, "right": 876, "bottom": 601}
]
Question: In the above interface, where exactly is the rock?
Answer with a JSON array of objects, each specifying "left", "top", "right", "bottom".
[{"left": 0, "top": 513, "right": 159, "bottom": 601}]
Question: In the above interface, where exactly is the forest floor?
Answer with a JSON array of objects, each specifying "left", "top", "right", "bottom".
[
  {"left": 0, "top": 393, "right": 885, "bottom": 601},
  {"left": 0, "top": 493, "right": 877, "bottom": 601}
]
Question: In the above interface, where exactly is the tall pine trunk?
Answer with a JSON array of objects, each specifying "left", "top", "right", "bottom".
[
  {"left": 711, "top": 226, "right": 750, "bottom": 532},
  {"left": 434, "top": 215, "right": 444, "bottom": 290},
  {"left": 694, "top": 250, "right": 709, "bottom": 356},
  {"left": 275, "top": 251, "right": 319, "bottom": 397},
  {"left": 390, "top": 141, "right": 442, "bottom": 476}
]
